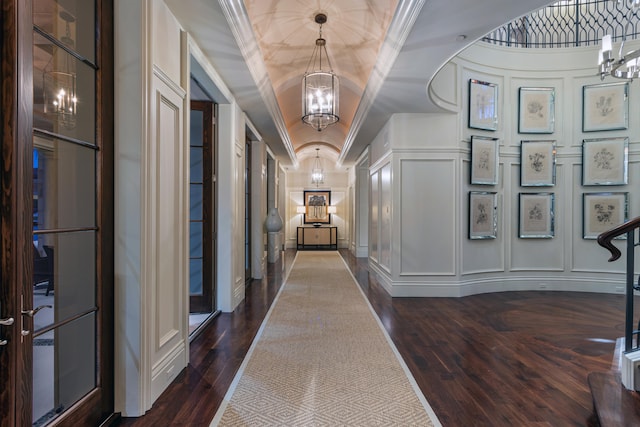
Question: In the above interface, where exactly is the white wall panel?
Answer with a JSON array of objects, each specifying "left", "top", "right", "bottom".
[
  {"left": 369, "top": 122, "right": 391, "bottom": 167},
  {"left": 510, "top": 163, "right": 565, "bottom": 272},
  {"left": 251, "top": 141, "right": 266, "bottom": 278},
  {"left": 148, "top": 67, "right": 187, "bottom": 406},
  {"left": 114, "top": 0, "right": 145, "bottom": 415},
  {"left": 286, "top": 191, "right": 304, "bottom": 248},
  {"left": 234, "top": 143, "right": 245, "bottom": 305},
  {"left": 356, "top": 160, "right": 369, "bottom": 257},
  {"left": 391, "top": 113, "right": 459, "bottom": 149},
  {"left": 380, "top": 164, "right": 392, "bottom": 271},
  {"left": 155, "top": 81, "right": 181, "bottom": 349},
  {"left": 571, "top": 163, "right": 628, "bottom": 274},
  {"left": 400, "top": 159, "right": 456, "bottom": 275},
  {"left": 151, "top": 0, "right": 181, "bottom": 83},
  {"left": 461, "top": 159, "right": 505, "bottom": 274},
  {"left": 370, "top": 171, "right": 379, "bottom": 263},
  {"left": 330, "top": 190, "right": 348, "bottom": 247},
  {"left": 115, "top": 0, "right": 193, "bottom": 415}
]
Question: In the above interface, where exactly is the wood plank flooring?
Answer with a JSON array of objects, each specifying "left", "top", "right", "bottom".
[{"left": 116, "top": 249, "right": 631, "bottom": 426}]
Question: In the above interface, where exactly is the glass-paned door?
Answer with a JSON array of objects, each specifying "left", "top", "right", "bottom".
[
  {"left": 189, "top": 101, "right": 216, "bottom": 318},
  {"left": 0, "top": 0, "right": 114, "bottom": 425}
]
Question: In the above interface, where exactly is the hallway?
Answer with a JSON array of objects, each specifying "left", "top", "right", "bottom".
[{"left": 117, "top": 249, "right": 625, "bottom": 426}]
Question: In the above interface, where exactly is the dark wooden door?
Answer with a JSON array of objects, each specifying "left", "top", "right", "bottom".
[
  {"left": 189, "top": 100, "right": 216, "bottom": 313},
  {"left": 0, "top": 0, "right": 114, "bottom": 425},
  {"left": 1, "top": 1, "right": 33, "bottom": 424}
]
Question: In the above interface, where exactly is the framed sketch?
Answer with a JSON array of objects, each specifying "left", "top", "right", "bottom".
[
  {"left": 520, "top": 140, "right": 556, "bottom": 186},
  {"left": 470, "top": 135, "right": 499, "bottom": 185},
  {"left": 469, "top": 79, "right": 498, "bottom": 131},
  {"left": 468, "top": 191, "right": 498, "bottom": 239},
  {"left": 582, "top": 82, "right": 628, "bottom": 132},
  {"left": 583, "top": 192, "right": 628, "bottom": 239},
  {"left": 303, "top": 190, "right": 331, "bottom": 224},
  {"left": 582, "top": 137, "right": 628, "bottom": 186},
  {"left": 518, "top": 87, "right": 555, "bottom": 134},
  {"left": 519, "top": 193, "right": 555, "bottom": 238}
]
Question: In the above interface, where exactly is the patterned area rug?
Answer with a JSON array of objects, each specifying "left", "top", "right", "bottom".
[{"left": 210, "top": 251, "right": 441, "bottom": 426}]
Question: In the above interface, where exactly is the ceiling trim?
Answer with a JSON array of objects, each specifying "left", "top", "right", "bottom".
[
  {"left": 337, "top": 0, "right": 426, "bottom": 167},
  {"left": 218, "top": 0, "right": 298, "bottom": 168}
]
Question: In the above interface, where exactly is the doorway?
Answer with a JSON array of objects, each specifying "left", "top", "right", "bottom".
[
  {"left": 0, "top": 1, "right": 114, "bottom": 425},
  {"left": 189, "top": 95, "right": 218, "bottom": 335}
]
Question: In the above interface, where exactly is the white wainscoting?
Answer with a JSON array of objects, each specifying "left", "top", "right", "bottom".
[
  {"left": 148, "top": 66, "right": 188, "bottom": 403},
  {"left": 399, "top": 158, "right": 457, "bottom": 276}
]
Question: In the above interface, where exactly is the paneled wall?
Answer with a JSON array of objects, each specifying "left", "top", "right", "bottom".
[
  {"left": 115, "top": 0, "right": 189, "bottom": 414},
  {"left": 369, "top": 40, "right": 640, "bottom": 297},
  {"left": 349, "top": 152, "right": 370, "bottom": 257},
  {"left": 115, "top": 0, "right": 248, "bottom": 416}
]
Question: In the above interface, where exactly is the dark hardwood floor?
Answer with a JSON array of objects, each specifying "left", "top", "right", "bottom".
[{"left": 116, "top": 249, "right": 632, "bottom": 426}]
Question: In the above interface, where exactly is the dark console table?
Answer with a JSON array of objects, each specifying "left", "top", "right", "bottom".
[{"left": 297, "top": 226, "right": 337, "bottom": 250}]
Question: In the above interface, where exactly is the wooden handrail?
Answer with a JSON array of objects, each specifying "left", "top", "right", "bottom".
[{"left": 597, "top": 217, "right": 640, "bottom": 262}]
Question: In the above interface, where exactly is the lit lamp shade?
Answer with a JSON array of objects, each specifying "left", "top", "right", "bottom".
[
  {"left": 296, "top": 206, "right": 306, "bottom": 214},
  {"left": 327, "top": 206, "right": 337, "bottom": 214}
]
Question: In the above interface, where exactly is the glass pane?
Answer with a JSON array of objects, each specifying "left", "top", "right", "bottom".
[
  {"left": 33, "top": 313, "right": 96, "bottom": 426},
  {"left": 33, "top": 0, "right": 95, "bottom": 62},
  {"left": 190, "top": 110, "right": 204, "bottom": 147},
  {"left": 190, "top": 184, "right": 203, "bottom": 221},
  {"left": 34, "top": 31, "right": 95, "bottom": 144},
  {"left": 190, "top": 147, "right": 203, "bottom": 183},
  {"left": 190, "top": 259, "right": 203, "bottom": 295},
  {"left": 33, "top": 231, "right": 96, "bottom": 333},
  {"left": 33, "top": 138, "right": 96, "bottom": 231},
  {"left": 189, "top": 222, "right": 203, "bottom": 258}
]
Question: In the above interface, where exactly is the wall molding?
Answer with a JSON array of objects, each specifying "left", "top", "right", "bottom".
[{"left": 386, "top": 275, "right": 628, "bottom": 298}]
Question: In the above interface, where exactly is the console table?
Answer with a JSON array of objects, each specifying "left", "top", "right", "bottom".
[{"left": 297, "top": 226, "right": 337, "bottom": 250}]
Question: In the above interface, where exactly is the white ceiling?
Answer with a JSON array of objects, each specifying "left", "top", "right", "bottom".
[{"left": 165, "top": 0, "right": 553, "bottom": 171}]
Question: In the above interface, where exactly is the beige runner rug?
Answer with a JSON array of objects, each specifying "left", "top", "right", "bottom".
[{"left": 210, "top": 251, "right": 441, "bottom": 426}]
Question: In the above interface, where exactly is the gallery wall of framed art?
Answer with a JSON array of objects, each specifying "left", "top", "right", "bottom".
[{"left": 464, "top": 64, "right": 636, "bottom": 246}]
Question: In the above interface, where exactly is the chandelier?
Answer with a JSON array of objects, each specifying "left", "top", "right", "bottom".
[
  {"left": 311, "top": 148, "right": 324, "bottom": 186},
  {"left": 43, "top": 11, "right": 78, "bottom": 129},
  {"left": 598, "top": 0, "right": 640, "bottom": 80},
  {"left": 301, "top": 13, "right": 339, "bottom": 132}
]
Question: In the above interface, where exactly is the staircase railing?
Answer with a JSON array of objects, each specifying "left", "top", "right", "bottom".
[{"left": 598, "top": 217, "right": 640, "bottom": 353}]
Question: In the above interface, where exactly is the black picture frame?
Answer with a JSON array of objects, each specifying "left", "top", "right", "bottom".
[{"left": 303, "top": 190, "right": 331, "bottom": 225}]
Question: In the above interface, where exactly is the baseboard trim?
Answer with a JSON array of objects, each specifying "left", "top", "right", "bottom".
[{"left": 363, "top": 270, "right": 628, "bottom": 298}]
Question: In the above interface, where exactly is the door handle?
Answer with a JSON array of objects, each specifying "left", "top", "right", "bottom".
[
  {"left": 20, "top": 305, "right": 52, "bottom": 337},
  {"left": 0, "top": 317, "right": 14, "bottom": 326},
  {"left": 0, "top": 317, "right": 13, "bottom": 346},
  {"left": 22, "top": 305, "right": 52, "bottom": 318}
]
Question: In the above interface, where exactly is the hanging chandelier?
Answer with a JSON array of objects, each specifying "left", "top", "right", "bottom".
[
  {"left": 311, "top": 148, "right": 324, "bottom": 186},
  {"left": 598, "top": 0, "right": 640, "bottom": 80},
  {"left": 43, "top": 11, "right": 78, "bottom": 129},
  {"left": 302, "top": 13, "right": 340, "bottom": 132}
]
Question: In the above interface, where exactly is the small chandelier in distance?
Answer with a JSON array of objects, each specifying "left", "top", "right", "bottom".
[
  {"left": 311, "top": 148, "right": 324, "bottom": 186},
  {"left": 598, "top": 0, "right": 640, "bottom": 81},
  {"left": 302, "top": 13, "right": 340, "bottom": 132}
]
